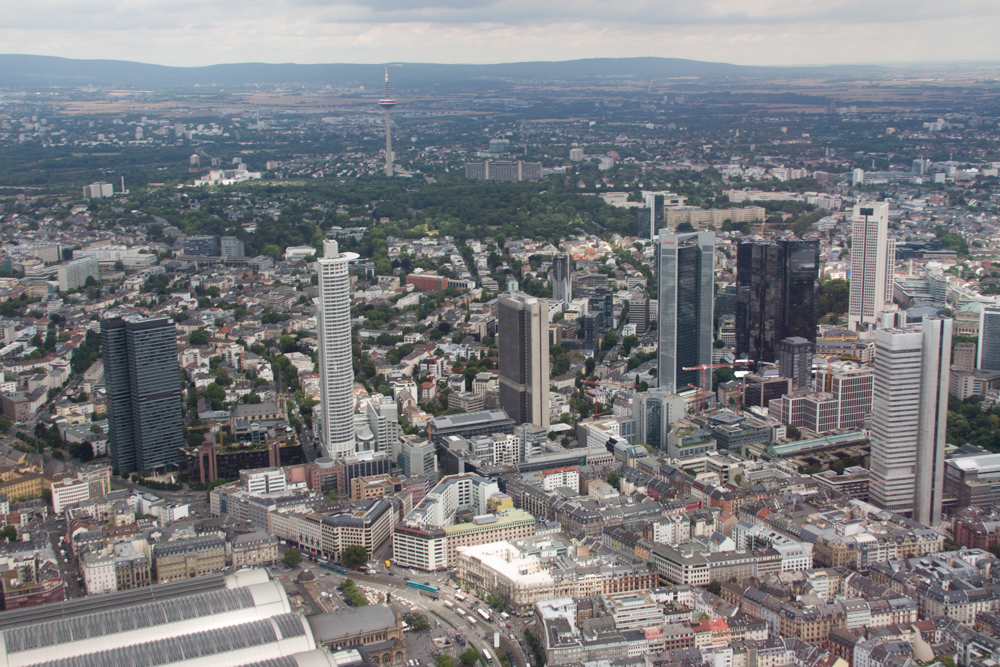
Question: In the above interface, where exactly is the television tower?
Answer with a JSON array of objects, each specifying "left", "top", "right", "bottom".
[{"left": 378, "top": 67, "right": 396, "bottom": 177}]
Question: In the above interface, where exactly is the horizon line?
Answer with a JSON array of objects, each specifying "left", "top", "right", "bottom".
[{"left": 4, "top": 52, "right": 1000, "bottom": 71}]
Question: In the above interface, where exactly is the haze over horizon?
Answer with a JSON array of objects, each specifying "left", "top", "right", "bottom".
[{"left": 5, "top": 0, "right": 1000, "bottom": 69}]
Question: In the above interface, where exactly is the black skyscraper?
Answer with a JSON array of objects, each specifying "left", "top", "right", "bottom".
[
  {"left": 102, "top": 317, "right": 184, "bottom": 474},
  {"left": 736, "top": 239, "right": 819, "bottom": 364},
  {"left": 588, "top": 288, "right": 614, "bottom": 333}
]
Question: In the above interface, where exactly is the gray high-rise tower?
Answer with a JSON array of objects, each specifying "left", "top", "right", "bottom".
[
  {"left": 102, "top": 316, "right": 184, "bottom": 474},
  {"left": 978, "top": 307, "right": 1000, "bottom": 370},
  {"left": 552, "top": 253, "right": 572, "bottom": 305},
  {"left": 869, "top": 317, "right": 952, "bottom": 526},
  {"left": 378, "top": 67, "right": 396, "bottom": 177},
  {"left": 778, "top": 336, "right": 814, "bottom": 389},
  {"left": 498, "top": 293, "right": 550, "bottom": 428},
  {"left": 849, "top": 202, "right": 895, "bottom": 332},
  {"left": 316, "top": 240, "right": 360, "bottom": 458},
  {"left": 657, "top": 232, "right": 715, "bottom": 392}
]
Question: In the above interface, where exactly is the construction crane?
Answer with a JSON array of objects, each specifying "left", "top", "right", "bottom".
[
  {"left": 813, "top": 354, "right": 867, "bottom": 392},
  {"left": 581, "top": 379, "right": 636, "bottom": 389},
  {"left": 681, "top": 361, "right": 754, "bottom": 394},
  {"left": 187, "top": 423, "right": 224, "bottom": 447}
]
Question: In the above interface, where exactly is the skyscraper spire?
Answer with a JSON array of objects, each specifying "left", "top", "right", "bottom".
[{"left": 378, "top": 67, "right": 396, "bottom": 177}]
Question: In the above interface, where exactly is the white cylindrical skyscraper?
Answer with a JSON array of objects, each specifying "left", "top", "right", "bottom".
[{"left": 316, "top": 239, "right": 359, "bottom": 459}]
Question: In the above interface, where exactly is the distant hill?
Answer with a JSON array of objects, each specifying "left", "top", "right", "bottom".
[{"left": 0, "top": 54, "right": 887, "bottom": 90}]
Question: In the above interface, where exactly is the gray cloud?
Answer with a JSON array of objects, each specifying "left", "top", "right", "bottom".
[
  {"left": 2, "top": 0, "right": 1000, "bottom": 66},
  {"left": 10, "top": 0, "right": 1000, "bottom": 30}
]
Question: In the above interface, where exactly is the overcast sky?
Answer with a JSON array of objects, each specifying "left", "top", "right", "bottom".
[{"left": 5, "top": 1, "right": 1000, "bottom": 67}]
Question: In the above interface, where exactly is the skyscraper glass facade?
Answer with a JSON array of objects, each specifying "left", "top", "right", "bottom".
[
  {"left": 102, "top": 317, "right": 183, "bottom": 474},
  {"left": 736, "top": 239, "right": 819, "bottom": 364},
  {"left": 657, "top": 232, "right": 715, "bottom": 392}
]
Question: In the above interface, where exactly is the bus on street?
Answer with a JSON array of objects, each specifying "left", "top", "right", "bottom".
[
  {"left": 477, "top": 608, "right": 491, "bottom": 621},
  {"left": 482, "top": 649, "right": 493, "bottom": 665}
]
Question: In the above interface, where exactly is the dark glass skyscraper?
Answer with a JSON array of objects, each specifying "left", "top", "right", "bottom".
[
  {"left": 588, "top": 288, "right": 613, "bottom": 332},
  {"left": 657, "top": 232, "right": 715, "bottom": 392},
  {"left": 102, "top": 317, "right": 184, "bottom": 474},
  {"left": 735, "top": 239, "right": 819, "bottom": 364}
]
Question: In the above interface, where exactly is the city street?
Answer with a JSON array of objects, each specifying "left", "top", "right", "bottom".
[
  {"left": 287, "top": 561, "right": 530, "bottom": 667},
  {"left": 44, "top": 515, "right": 82, "bottom": 600}
]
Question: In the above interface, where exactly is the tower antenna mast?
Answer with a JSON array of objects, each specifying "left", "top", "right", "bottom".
[{"left": 378, "top": 67, "right": 396, "bottom": 177}]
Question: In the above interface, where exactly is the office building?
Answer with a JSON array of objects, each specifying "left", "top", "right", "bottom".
[
  {"left": 657, "top": 232, "right": 715, "bottom": 392},
  {"left": 427, "top": 409, "right": 516, "bottom": 445},
  {"left": 583, "top": 312, "right": 603, "bottom": 356},
  {"left": 488, "top": 139, "right": 509, "bottom": 155},
  {"left": 152, "top": 536, "right": 226, "bottom": 583},
  {"left": 848, "top": 203, "right": 895, "bottom": 331},
  {"left": 403, "top": 439, "right": 436, "bottom": 478},
  {"left": 552, "top": 252, "right": 572, "bottom": 305},
  {"left": 628, "top": 295, "right": 650, "bottom": 334},
  {"left": 950, "top": 368, "right": 1000, "bottom": 400},
  {"left": 744, "top": 374, "right": 791, "bottom": 408},
  {"left": 57, "top": 257, "right": 99, "bottom": 291},
  {"left": 979, "top": 307, "right": 1000, "bottom": 370},
  {"left": 635, "top": 390, "right": 686, "bottom": 450},
  {"left": 736, "top": 239, "right": 819, "bottom": 364},
  {"left": 771, "top": 360, "right": 873, "bottom": 433},
  {"left": 393, "top": 473, "right": 535, "bottom": 570},
  {"left": 82, "top": 182, "right": 114, "bottom": 198},
  {"left": 239, "top": 467, "right": 287, "bottom": 495},
  {"left": 456, "top": 542, "right": 655, "bottom": 617},
  {"left": 637, "top": 192, "right": 664, "bottom": 239},
  {"left": 183, "top": 235, "right": 218, "bottom": 256},
  {"left": 464, "top": 160, "right": 542, "bottom": 182},
  {"left": 945, "top": 451, "right": 1000, "bottom": 509},
  {"left": 779, "top": 336, "right": 815, "bottom": 389},
  {"left": 363, "top": 394, "right": 400, "bottom": 457},
  {"left": 316, "top": 240, "right": 359, "bottom": 459},
  {"left": 589, "top": 288, "right": 614, "bottom": 332},
  {"left": 869, "top": 318, "right": 952, "bottom": 525},
  {"left": 220, "top": 235, "right": 245, "bottom": 258},
  {"left": 569, "top": 148, "right": 584, "bottom": 161},
  {"left": 498, "top": 293, "right": 550, "bottom": 428},
  {"left": 102, "top": 316, "right": 183, "bottom": 474},
  {"left": 954, "top": 341, "right": 977, "bottom": 373},
  {"left": 321, "top": 498, "right": 395, "bottom": 561}
]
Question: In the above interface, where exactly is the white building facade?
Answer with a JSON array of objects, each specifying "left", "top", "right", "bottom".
[
  {"left": 848, "top": 202, "right": 895, "bottom": 331},
  {"left": 869, "top": 318, "right": 952, "bottom": 525},
  {"left": 316, "top": 240, "right": 359, "bottom": 459}
]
